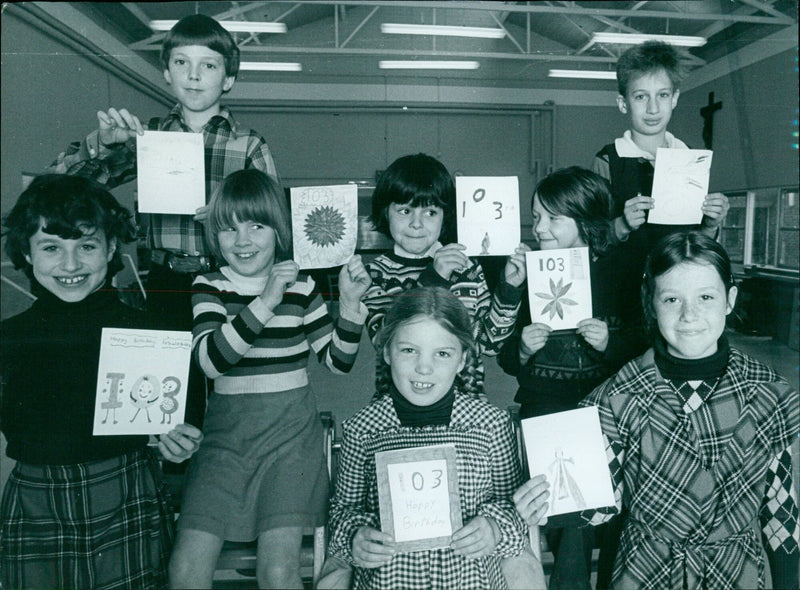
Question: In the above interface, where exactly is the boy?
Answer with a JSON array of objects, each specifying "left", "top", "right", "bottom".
[{"left": 49, "top": 14, "right": 279, "bottom": 427}]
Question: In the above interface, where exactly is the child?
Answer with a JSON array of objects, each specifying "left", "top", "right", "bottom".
[
  {"left": 0, "top": 174, "right": 203, "bottom": 590},
  {"left": 326, "top": 286, "right": 529, "bottom": 589},
  {"left": 498, "top": 167, "right": 647, "bottom": 590},
  {"left": 516, "top": 231, "right": 799, "bottom": 590},
  {"left": 50, "top": 14, "right": 280, "bottom": 426},
  {"left": 167, "top": 169, "right": 372, "bottom": 589},
  {"left": 363, "top": 152, "right": 529, "bottom": 395}
]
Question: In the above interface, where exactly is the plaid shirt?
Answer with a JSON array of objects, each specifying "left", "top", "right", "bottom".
[
  {"left": 580, "top": 348, "right": 799, "bottom": 590},
  {"left": 328, "top": 393, "right": 527, "bottom": 589},
  {"left": 49, "top": 105, "right": 278, "bottom": 256}
]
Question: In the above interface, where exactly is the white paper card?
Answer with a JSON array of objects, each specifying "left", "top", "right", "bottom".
[
  {"left": 521, "top": 406, "right": 615, "bottom": 517},
  {"left": 93, "top": 328, "right": 191, "bottom": 435},
  {"left": 291, "top": 185, "right": 358, "bottom": 269},
  {"left": 525, "top": 247, "right": 592, "bottom": 331},
  {"left": 649, "top": 148, "right": 713, "bottom": 225},
  {"left": 456, "top": 176, "right": 521, "bottom": 256},
  {"left": 136, "top": 131, "right": 205, "bottom": 214},
  {"left": 386, "top": 459, "right": 453, "bottom": 542}
]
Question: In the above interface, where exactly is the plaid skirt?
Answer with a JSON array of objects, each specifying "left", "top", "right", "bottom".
[{"left": 1, "top": 448, "right": 175, "bottom": 590}]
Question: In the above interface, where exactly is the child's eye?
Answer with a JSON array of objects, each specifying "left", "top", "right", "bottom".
[
  {"left": 41, "top": 245, "right": 58, "bottom": 253},
  {"left": 205, "top": 63, "right": 217, "bottom": 69},
  {"left": 436, "top": 350, "right": 451, "bottom": 358},
  {"left": 81, "top": 243, "right": 97, "bottom": 251},
  {"left": 396, "top": 207, "right": 410, "bottom": 215},
  {"left": 659, "top": 91, "right": 672, "bottom": 98},
  {"left": 251, "top": 223, "right": 266, "bottom": 230},
  {"left": 663, "top": 297, "right": 678, "bottom": 304},
  {"left": 423, "top": 209, "right": 439, "bottom": 217},
  {"left": 220, "top": 226, "right": 236, "bottom": 233},
  {"left": 700, "top": 294, "right": 715, "bottom": 301},
  {"left": 173, "top": 59, "right": 185, "bottom": 66},
  {"left": 633, "top": 94, "right": 646, "bottom": 101},
  {"left": 400, "top": 347, "right": 416, "bottom": 354}
]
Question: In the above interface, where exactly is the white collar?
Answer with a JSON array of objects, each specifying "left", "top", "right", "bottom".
[
  {"left": 393, "top": 241, "right": 442, "bottom": 259},
  {"left": 220, "top": 265, "right": 269, "bottom": 296},
  {"left": 614, "top": 130, "right": 688, "bottom": 161}
]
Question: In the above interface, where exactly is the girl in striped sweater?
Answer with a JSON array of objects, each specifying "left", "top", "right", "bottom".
[{"left": 168, "top": 170, "right": 372, "bottom": 589}]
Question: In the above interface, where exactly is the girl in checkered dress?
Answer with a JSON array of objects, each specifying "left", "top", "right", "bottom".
[
  {"left": 327, "top": 287, "right": 529, "bottom": 589},
  {"left": 1, "top": 174, "right": 203, "bottom": 590},
  {"left": 516, "top": 232, "right": 799, "bottom": 589}
]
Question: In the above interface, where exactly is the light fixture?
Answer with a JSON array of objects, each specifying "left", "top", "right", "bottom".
[
  {"left": 549, "top": 69, "right": 616, "bottom": 80},
  {"left": 149, "top": 20, "right": 287, "bottom": 33},
  {"left": 381, "top": 23, "right": 505, "bottom": 39},
  {"left": 379, "top": 60, "right": 480, "bottom": 70},
  {"left": 240, "top": 62, "right": 302, "bottom": 72},
  {"left": 592, "top": 32, "right": 706, "bottom": 47}
]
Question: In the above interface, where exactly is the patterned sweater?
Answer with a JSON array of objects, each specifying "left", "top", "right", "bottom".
[
  {"left": 580, "top": 348, "right": 799, "bottom": 590},
  {"left": 191, "top": 267, "right": 367, "bottom": 393},
  {"left": 328, "top": 393, "right": 527, "bottom": 589},
  {"left": 363, "top": 251, "right": 522, "bottom": 354}
]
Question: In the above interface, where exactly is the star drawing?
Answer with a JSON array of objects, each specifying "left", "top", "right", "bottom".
[
  {"left": 535, "top": 277, "right": 578, "bottom": 320},
  {"left": 304, "top": 205, "right": 346, "bottom": 248}
]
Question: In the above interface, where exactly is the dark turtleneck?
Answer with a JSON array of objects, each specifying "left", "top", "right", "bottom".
[
  {"left": 389, "top": 384, "right": 455, "bottom": 427},
  {"left": 1, "top": 281, "right": 150, "bottom": 465},
  {"left": 653, "top": 334, "right": 730, "bottom": 381}
]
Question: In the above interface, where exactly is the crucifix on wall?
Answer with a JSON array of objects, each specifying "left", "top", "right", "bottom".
[{"left": 700, "top": 91, "right": 722, "bottom": 149}]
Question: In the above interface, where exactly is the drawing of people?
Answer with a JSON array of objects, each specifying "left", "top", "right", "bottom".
[
  {"left": 129, "top": 374, "right": 161, "bottom": 423},
  {"left": 549, "top": 447, "right": 586, "bottom": 510}
]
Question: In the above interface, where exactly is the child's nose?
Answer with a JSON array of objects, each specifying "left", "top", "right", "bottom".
[
  {"left": 646, "top": 97, "right": 659, "bottom": 114},
  {"left": 235, "top": 229, "right": 251, "bottom": 245},
  {"left": 62, "top": 249, "right": 80, "bottom": 271},
  {"left": 680, "top": 300, "right": 698, "bottom": 320},
  {"left": 415, "top": 357, "right": 434, "bottom": 375},
  {"left": 188, "top": 64, "right": 201, "bottom": 80},
  {"left": 409, "top": 212, "right": 423, "bottom": 228}
]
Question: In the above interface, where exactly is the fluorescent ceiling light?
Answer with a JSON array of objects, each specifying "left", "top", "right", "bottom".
[
  {"left": 549, "top": 69, "right": 616, "bottom": 80},
  {"left": 381, "top": 23, "right": 505, "bottom": 39},
  {"left": 149, "top": 20, "right": 287, "bottom": 33},
  {"left": 240, "top": 62, "right": 302, "bottom": 72},
  {"left": 592, "top": 32, "right": 706, "bottom": 47},
  {"left": 379, "top": 60, "right": 480, "bottom": 70}
]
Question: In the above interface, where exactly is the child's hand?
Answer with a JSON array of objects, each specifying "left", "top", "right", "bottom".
[
  {"left": 338, "top": 255, "right": 372, "bottom": 309},
  {"left": 352, "top": 526, "right": 396, "bottom": 568},
  {"left": 193, "top": 205, "right": 209, "bottom": 223},
  {"left": 519, "top": 323, "right": 551, "bottom": 363},
  {"left": 97, "top": 108, "right": 144, "bottom": 147},
  {"left": 513, "top": 474, "right": 550, "bottom": 526},
  {"left": 576, "top": 318, "right": 609, "bottom": 352},
  {"left": 700, "top": 192, "right": 729, "bottom": 228},
  {"left": 157, "top": 423, "right": 203, "bottom": 463},
  {"left": 433, "top": 243, "right": 469, "bottom": 280},
  {"left": 620, "top": 195, "right": 654, "bottom": 234},
  {"left": 260, "top": 260, "right": 299, "bottom": 310},
  {"left": 450, "top": 516, "right": 499, "bottom": 558},
  {"left": 503, "top": 243, "right": 531, "bottom": 288}
]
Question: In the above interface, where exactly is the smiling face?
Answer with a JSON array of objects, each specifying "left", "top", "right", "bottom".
[
  {"left": 617, "top": 69, "right": 679, "bottom": 143},
  {"left": 25, "top": 221, "right": 115, "bottom": 302},
  {"left": 163, "top": 45, "right": 234, "bottom": 122},
  {"left": 383, "top": 316, "right": 467, "bottom": 407},
  {"left": 386, "top": 202, "right": 444, "bottom": 256},
  {"left": 532, "top": 194, "right": 585, "bottom": 250},
  {"left": 652, "top": 262, "right": 737, "bottom": 359},
  {"left": 217, "top": 216, "right": 277, "bottom": 278}
]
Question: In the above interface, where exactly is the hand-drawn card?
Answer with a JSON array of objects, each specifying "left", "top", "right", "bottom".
[
  {"left": 93, "top": 328, "right": 191, "bottom": 435},
  {"left": 649, "top": 148, "right": 713, "bottom": 225},
  {"left": 136, "top": 131, "right": 205, "bottom": 215},
  {"left": 525, "top": 247, "right": 592, "bottom": 331},
  {"left": 291, "top": 184, "right": 358, "bottom": 269},
  {"left": 521, "top": 406, "right": 615, "bottom": 517},
  {"left": 456, "top": 176, "right": 521, "bottom": 256},
  {"left": 375, "top": 444, "right": 462, "bottom": 552}
]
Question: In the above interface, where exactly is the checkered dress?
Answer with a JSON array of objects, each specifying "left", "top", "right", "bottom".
[
  {"left": 327, "top": 394, "right": 527, "bottom": 589},
  {"left": 580, "top": 348, "right": 799, "bottom": 590}
]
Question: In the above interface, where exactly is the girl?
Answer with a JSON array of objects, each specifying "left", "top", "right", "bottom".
[
  {"left": 498, "top": 166, "right": 647, "bottom": 590},
  {"left": 363, "top": 153, "right": 529, "bottom": 396},
  {"left": 326, "top": 286, "right": 530, "bottom": 589},
  {"left": 168, "top": 169, "right": 372, "bottom": 589},
  {"left": 516, "top": 231, "right": 799, "bottom": 589},
  {"left": 1, "top": 174, "right": 202, "bottom": 590}
]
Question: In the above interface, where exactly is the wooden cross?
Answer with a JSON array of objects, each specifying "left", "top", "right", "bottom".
[{"left": 700, "top": 91, "right": 722, "bottom": 149}]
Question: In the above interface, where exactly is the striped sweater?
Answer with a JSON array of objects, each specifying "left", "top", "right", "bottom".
[
  {"left": 192, "top": 267, "right": 367, "bottom": 394},
  {"left": 363, "top": 252, "right": 523, "bottom": 356}
]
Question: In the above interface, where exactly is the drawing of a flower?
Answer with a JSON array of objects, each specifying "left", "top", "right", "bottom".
[
  {"left": 535, "top": 277, "right": 578, "bottom": 320},
  {"left": 304, "top": 206, "right": 346, "bottom": 247}
]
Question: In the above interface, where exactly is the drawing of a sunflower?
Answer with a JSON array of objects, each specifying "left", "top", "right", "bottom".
[
  {"left": 535, "top": 277, "right": 578, "bottom": 320},
  {"left": 304, "top": 206, "right": 346, "bottom": 247}
]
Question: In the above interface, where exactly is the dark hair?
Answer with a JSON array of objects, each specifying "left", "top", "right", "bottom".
[
  {"left": 205, "top": 170, "right": 291, "bottom": 262},
  {"left": 160, "top": 14, "right": 240, "bottom": 79},
  {"left": 641, "top": 231, "right": 736, "bottom": 335},
  {"left": 616, "top": 40, "right": 689, "bottom": 96},
  {"left": 375, "top": 287, "right": 481, "bottom": 398},
  {"left": 2, "top": 174, "right": 137, "bottom": 280},
  {"left": 369, "top": 153, "right": 457, "bottom": 244},
  {"left": 534, "top": 167, "right": 614, "bottom": 255}
]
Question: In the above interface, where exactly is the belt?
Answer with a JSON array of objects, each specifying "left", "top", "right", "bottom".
[{"left": 151, "top": 250, "right": 211, "bottom": 274}]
